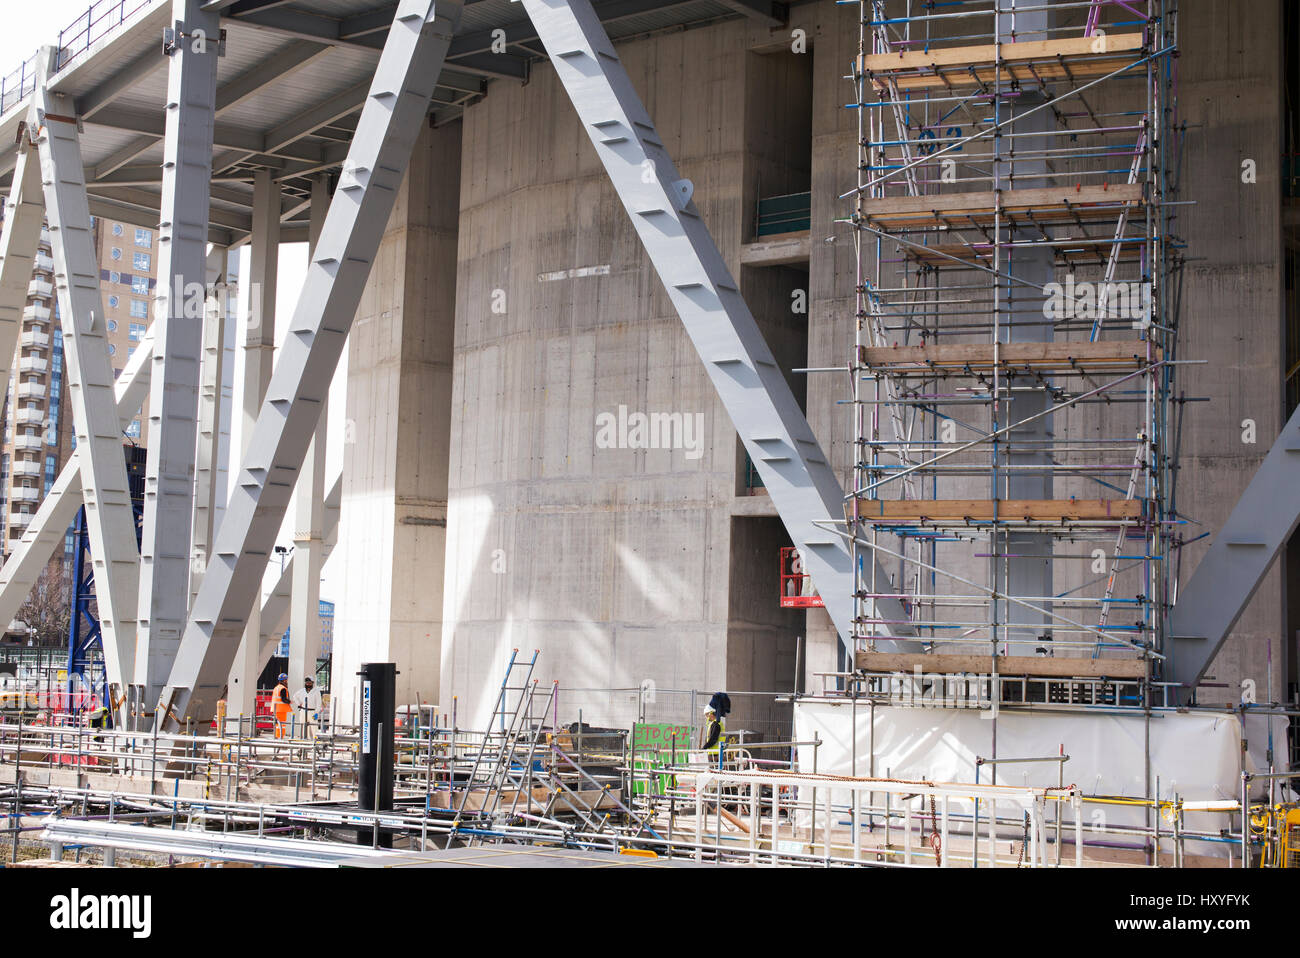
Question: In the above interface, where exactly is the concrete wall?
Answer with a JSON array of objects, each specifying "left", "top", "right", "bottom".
[
  {"left": 1174, "top": 0, "right": 1285, "bottom": 705},
  {"left": 439, "top": 23, "right": 751, "bottom": 730},
  {"left": 333, "top": 120, "right": 461, "bottom": 723}
]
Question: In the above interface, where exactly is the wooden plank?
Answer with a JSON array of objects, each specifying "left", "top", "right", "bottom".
[
  {"left": 859, "top": 185, "right": 1144, "bottom": 234},
  {"left": 859, "top": 33, "right": 1146, "bottom": 91},
  {"left": 862, "top": 184, "right": 1142, "bottom": 219},
  {"left": 854, "top": 650, "right": 1148, "bottom": 679},
  {"left": 867, "top": 58, "right": 1143, "bottom": 92},
  {"left": 858, "top": 340, "right": 1157, "bottom": 373},
  {"left": 904, "top": 239, "right": 1144, "bottom": 268},
  {"left": 848, "top": 498, "right": 1145, "bottom": 522}
]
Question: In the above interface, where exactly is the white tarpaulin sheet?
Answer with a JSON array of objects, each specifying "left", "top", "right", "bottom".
[{"left": 793, "top": 701, "right": 1286, "bottom": 860}]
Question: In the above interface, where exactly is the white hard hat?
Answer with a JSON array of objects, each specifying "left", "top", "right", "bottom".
[{"left": 704, "top": 704, "right": 716, "bottom": 715}]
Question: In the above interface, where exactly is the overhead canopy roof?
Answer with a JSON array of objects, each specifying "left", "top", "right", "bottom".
[{"left": 0, "top": 0, "right": 790, "bottom": 246}]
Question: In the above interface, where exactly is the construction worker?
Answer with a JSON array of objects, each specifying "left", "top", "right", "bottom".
[
  {"left": 87, "top": 702, "right": 110, "bottom": 743},
  {"left": 701, "top": 691, "right": 731, "bottom": 765},
  {"left": 701, "top": 704, "right": 725, "bottom": 758},
  {"left": 291, "top": 676, "right": 322, "bottom": 739},
  {"left": 272, "top": 673, "right": 292, "bottom": 740}
]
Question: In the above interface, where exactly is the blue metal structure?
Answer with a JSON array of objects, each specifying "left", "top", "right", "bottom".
[
  {"left": 65, "top": 505, "right": 101, "bottom": 710},
  {"left": 66, "top": 446, "right": 145, "bottom": 712}
]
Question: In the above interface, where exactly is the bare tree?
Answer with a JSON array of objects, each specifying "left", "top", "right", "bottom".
[{"left": 16, "top": 564, "right": 71, "bottom": 647}]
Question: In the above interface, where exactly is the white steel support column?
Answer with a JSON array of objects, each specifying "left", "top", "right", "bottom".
[
  {"left": 0, "top": 331, "right": 153, "bottom": 633},
  {"left": 161, "top": 0, "right": 465, "bottom": 728},
  {"left": 135, "top": 0, "right": 222, "bottom": 712},
  {"left": 0, "top": 143, "right": 46, "bottom": 389},
  {"left": 189, "top": 246, "right": 229, "bottom": 607},
  {"left": 226, "top": 168, "right": 279, "bottom": 717},
  {"left": 288, "top": 174, "right": 331, "bottom": 686},
  {"left": 520, "top": 0, "right": 911, "bottom": 644},
  {"left": 29, "top": 52, "right": 141, "bottom": 700}
]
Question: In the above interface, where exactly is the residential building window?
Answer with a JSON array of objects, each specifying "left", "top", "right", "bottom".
[
  {"left": 131, "top": 276, "right": 148, "bottom": 295},
  {"left": 127, "top": 346, "right": 135, "bottom": 359},
  {"left": 133, "top": 252, "right": 150, "bottom": 272},
  {"left": 108, "top": 344, "right": 116, "bottom": 356},
  {"left": 107, "top": 320, "right": 117, "bottom": 332},
  {"left": 134, "top": 228, "right": 152, "bottom": 247},
  {"left": 110, "top": 271, "right": 121, "bottom": 284},
  {"left": 125, "top": 420, "right": 141, "bottom": 439},
  {"left": 129, "top": 300, "right": 148, "bottom": 320},
  {"left": 128, "top": 322, "right": 145, "bottom": 341},
  {"left": 112, "top": 223, "right": 123, "bottom": 237},
  {"left": 108, "top": 295, "right": 119, "bottom": 308},
  {"left": 44, "top": 455, "right": 54, "bottom": 483},
  {"left": 111, "top": 248, "right": 122, "bottom": 260}
]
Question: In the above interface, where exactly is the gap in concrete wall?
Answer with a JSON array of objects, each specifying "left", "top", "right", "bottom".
[
  {"left": 742, "top": 48, "right": 814, "bottom": 241},
  {"left": 726, "top": 515, "right": 801, "bottom": 739},
  {"left": 736, "top": 44, "right": 814, "bottom": 497}
]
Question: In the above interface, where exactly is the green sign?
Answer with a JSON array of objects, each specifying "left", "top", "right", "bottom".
[{"left": 631, "top": 723, "right": 693, "bottom": 796}]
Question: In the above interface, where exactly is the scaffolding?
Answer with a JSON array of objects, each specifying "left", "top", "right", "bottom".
[{"left": 842, "top": 0, "right": 1184, "bottom": 691}]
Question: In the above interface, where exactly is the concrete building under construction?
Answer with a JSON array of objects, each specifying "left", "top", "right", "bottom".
[{"left": 0, "top": 0, "right": 1298, "bottom": 870}]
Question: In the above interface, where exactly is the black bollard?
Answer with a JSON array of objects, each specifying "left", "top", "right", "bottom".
[{"left": 357, "top": 663, "right": 395, "bottom": 847}]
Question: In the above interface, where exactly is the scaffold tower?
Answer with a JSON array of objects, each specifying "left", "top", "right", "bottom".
[{"left": 843, "top": 0, "right": 1184, "bottom": 695}]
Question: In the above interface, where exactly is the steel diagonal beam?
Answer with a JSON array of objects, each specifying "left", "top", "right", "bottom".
[
  {"left": 0, "top": 331, "right": 154, "bottom": 636},
  {"left": 0, "top": 144, "right": 46, "bottom": 399},
  {"left": 30, "top": 51, "right": 143, "bottom": 702},
  {"left": 1166, "top": 405, "right": 1300, "bottom": 695},
  {"left": 160, "top": 0, "right": 465, "bottom": 729},
  {"left": 135, "top": 0, "right": 223, "bottom": 711},
  {"left": 519, "top": 0, "right": 913, "bottom": 646}
]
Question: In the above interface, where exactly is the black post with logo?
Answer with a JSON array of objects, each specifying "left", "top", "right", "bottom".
[{"left": 357, "top": 662, "right": 396, "bottom": 847}]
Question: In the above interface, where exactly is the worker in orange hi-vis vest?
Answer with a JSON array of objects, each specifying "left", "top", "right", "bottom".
[{"left": 272, "top": 673, "right": 292, "bottom": 740}]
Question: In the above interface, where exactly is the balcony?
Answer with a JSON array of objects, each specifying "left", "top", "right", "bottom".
[
  {"left": 22, "top": 303, "right": 50, "bottom": 324},
  {"left": 13, "top": 434, "right": 44, "bottom": 451},
  {"left": 10, "top": 459, "right": 40, "bottom": 477},
  {"left": 27, "top": 279, "right": 52, "bottom": 300},
  {"left": 22, "top": 330, "right": 49, "bottom": 349},
  {"left": 756, "top": 191, "right": 811, "bottom": 237},
  {"left": 10, "top": 487, "right": 39, "bottom": 503},
  {"left": 33, "top": 253, "right": 54, "bottom": 274},
  {"left": 742, "top": 191, "right": 812, "bottom": 268},
  {"left": 16, "top": 382, "right": 45, "bottom": 400},
  {"left": 13, "top": 408, "right": 43, "bottom": 426},
  {"left": 8, "top": 513, "right": 32, "bottom": 533},
  {"left": 18, "top": 356, "right": 47, "bottom": 375}
]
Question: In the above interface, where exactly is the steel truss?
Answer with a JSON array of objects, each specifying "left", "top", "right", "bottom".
[{"left": 158, "top": 0, "right": 466, "bottom": 729}]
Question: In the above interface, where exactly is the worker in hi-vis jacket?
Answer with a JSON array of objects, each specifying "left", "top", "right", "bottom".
[
  {"left": 701, "top": 691, "right": 731, "bottom": 764},
  {"left": 272, "top": 673, "right": 292, "bottom": 739}
]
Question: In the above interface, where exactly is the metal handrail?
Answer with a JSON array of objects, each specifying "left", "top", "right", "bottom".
[{"left": 0, "top": 1, "right": 155, "bottom": 115}]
